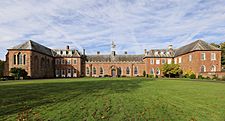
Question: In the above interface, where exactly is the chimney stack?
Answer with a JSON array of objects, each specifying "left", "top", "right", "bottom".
[
  {"left": 97, "top": 51, "right": 100, "bottom": 55},
  {"left": 124, "top": 51, "right": 127, "bottom": 55},
  {"left": 168, "top": 45, "right": 173, "bottom": 49},
  {"left": 66, "top": 45, "right": 70, "bottom": 50}
]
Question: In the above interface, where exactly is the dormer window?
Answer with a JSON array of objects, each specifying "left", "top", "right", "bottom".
[
  {"left": 60, "top": 51, "right": 63, "bottom": 55},
  {"left": 72, "top": 50, "right": 75, "bottom": 55},
  {"left": 66, "top": 51, "right": 69, "bottom": 55}
]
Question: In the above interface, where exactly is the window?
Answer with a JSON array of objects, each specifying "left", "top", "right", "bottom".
[
  {"left": 68, "top": 69, "right": 71, "bottom": 74},
  {"left": 178, "top": 57, "right": 182, "bottom": 63},
  {"left": 126, "top": 67, "right": 130, "bottom": 75},
  {"left": 99, "top": 67, "right": 104, "bottom": 74},
  {"left": 134, "top": 67, "right": 138, "bottom": 75},
  {"left": 61, "top": 69, "right": 65, "bottom": 75},
  {"left": 189, "top": 54, "right": 192, "bottom": 62},
  {"left": 23, "top": 55, "right": 26, "bottom": 65},
  {"left": 61, "top": 59, "right": 65, "bottom": 64},
  {"left": 86, "top": 67, "right": 90, "bottom": 75},
  {"left": 156, "top": 68, "right": 160, "bottom": 75},
  {"left": 211, "top": 65, "right": 216, "bottom": 72},
  {"left": 72, "top": 50, "right": 75, "bottom": 55},
  {"left": 67, "top": 59, "right": 71, "bottom": 64},
  {"left": 17, "top": 53, "right": 22, "bottom": 64},
  {"left": 162, "top": 59, "right": 166, "bottom": 64},
  {"left": 60, "top": 51, "right": 63, "bottom": 55},
  {"left": 93, "top": 67, "right": 96, "bottom": 74},
  {"left": 150, "top": 68, "right": 154, "bottom": 75},
  {"left": 200, "top": 65, "right": 206, "bottom": 72},
  {"left": 156, "top": 60, "right": 160, "bottom": 64},
  {"left": 150, "top": 59, "right": 154, "bottom": 64},
  {"left": 211, "top": 53, "right": 216, "bottom": 60},
  {"left": 201, "top": 53, "right": 206, "bottom": 60},
  {"left": 73, "top": 68, "right": 77, "bottom": 74},
  {"left": 56, "top": 69, "right": 60, "bottom": 75},
  {"left": 168, "top": 59, "right": 172, "bottom": 64},
  {"left": 66, "top": 51, "right": 69, "bottom": 55},
  {"left": 174, "top": 58, "right": 177, "bottom": 64},
  {"left": 74, "top": 59, "right": 77, "bottom": 64},
  {"left": 13, "top": 55, "right": 16, "bottom": 65}
]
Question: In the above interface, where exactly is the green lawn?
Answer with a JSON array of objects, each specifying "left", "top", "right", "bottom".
[{"left": 0, "top": 78, "right": 225, "bottom": 121}]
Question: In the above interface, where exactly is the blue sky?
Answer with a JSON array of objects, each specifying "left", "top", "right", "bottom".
[{"left": 0, "top": 0, "right": 225, "bottom": 60}]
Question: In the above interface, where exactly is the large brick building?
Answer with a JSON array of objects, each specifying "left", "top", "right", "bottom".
[{"left": 3, "top": 40, "right": 224, "bottom": 78}]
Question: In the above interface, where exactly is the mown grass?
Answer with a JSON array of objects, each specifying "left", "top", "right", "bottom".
[{"left": 0, "top": 78, "right": 225, "bottom": 121}]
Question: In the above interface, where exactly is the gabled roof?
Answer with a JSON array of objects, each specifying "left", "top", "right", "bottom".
[
  {"left": 9, "top": 40, "right": 56, "bottom": 56},
  {"left": 174, "top": 40, "right": 220, "bottom": 57},
  {"left": 86, "top": 54, "right": 144, "bottom": 62}
]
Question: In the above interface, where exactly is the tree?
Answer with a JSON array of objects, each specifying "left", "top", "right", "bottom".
[
  {"left": 0, "top": 60, "right": 5, "bottom": 77},
  {"left": 211, "top": 42, "right": 225, "bottom": 68},
  {"left": 160, "top": 63, "right": 183, "bottom": 78},
  {"left": 10, "top": 67, "right": 28, "bottom": 79},
  {"left": 143, "top": 70, "right": 146, "bottom": 77},
  {"left": 220, "top": 42, "right": 225, "bottom": 68}
]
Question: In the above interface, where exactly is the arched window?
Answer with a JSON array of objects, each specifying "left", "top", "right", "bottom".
[
  {"left": 156, "top": 68, "right": 160, "bottom": 75},
  {"left": 86, "top": 67, "right": 89, "bottom": 75},
  {"left": 126, "top": 67, "right": 130, "bottom": 75},
  {"left": 13, "top": 55, "right": 16, "bottom": 65},
  {"left": 118, "top": 67, "right": 122, "bottom": 76},
  {"left": 23, "top": 55, "right": 26, "bottom": 65},
  {"left": 200, "top": 65, "right": 206, "bottom": 72},
  {"left": 93, "top": 67, "right": 96, "bottom": 74},
  {"left": 100, "top": 67, "right": 103, "bottom": 74},
  {"left": 74, "top": 68, "right": 77, "bottom": 74},
  {"left": 150, "top": 68, "right": 154, "bottom": 75},
  {"left": 41, "top": 58, "right": 45, "bottom": 68},
  {"left": 211, "top": 65, "right": 216, "bottom": 72},
  {"left": 134, "top": 67, "right": 138, "bottom": 75},
  {"left": 17, "top": 52, "right": 22, "bottom": 64}
]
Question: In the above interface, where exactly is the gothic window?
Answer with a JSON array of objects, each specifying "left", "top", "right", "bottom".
[
  {"left": 13, "top": 55, "right": 16, "bottom": 65},
  {"left": 23, "top": 55, "right": 26, "bottom": 65},
  {"left": 93, "top": 67, "right": 96, "bottom": 74},
  {"left": 17, "top": 52, "right": 22, "bottom": 64},
  {"left": 100, "top": 67, "right": 103, "bottom": 74},
  {"left": 134, "top": 67, "right": 138, "bottom": 75},
  {"left": 126, "top": 67, "right": 130, "bottom": 75},
  {"left": 211, "top": 65, "right": 216, "bottom": 72},
  {"left": 86, "top": 67, "right": 90, "bottom": 75},
  {"left": 200, "top": 65, "right": 206, "bottom": 72},
  {"left": 150, "top": 68, "right": 154, "bottom": 75}
]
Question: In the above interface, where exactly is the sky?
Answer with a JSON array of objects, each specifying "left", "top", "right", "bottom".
[{"left": 0, "top": 0, "right": 225, "bottom": 60}]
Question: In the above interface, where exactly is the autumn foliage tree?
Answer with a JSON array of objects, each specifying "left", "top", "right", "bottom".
[{"left": 160, "top": 63, "right": 183, "bottom": 78}]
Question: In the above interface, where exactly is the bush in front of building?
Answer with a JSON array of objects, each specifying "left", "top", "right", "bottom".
[
  {"left": 189, "top": 73, "right": 196, "bottom": 79},
  {"left": 10, "top": 67, "right": 28, "bottom": 80},
  {"left": 198, "top": 75, "right": 204, "bottom": 79},
  {"left": 221, "top": 76, "right": 225, "bottom": 81}
]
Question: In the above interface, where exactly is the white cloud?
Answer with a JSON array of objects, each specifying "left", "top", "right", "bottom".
[{"left": 0, "top": 0, "right": 225, "bottom": 59}]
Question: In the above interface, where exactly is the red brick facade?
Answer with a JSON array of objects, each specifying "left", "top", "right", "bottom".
[{"left": 3, "top": 40, "right": 224, "bottom": 78}]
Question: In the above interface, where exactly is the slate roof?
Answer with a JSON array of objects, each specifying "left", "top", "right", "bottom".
[
  {"left": 10, "top": 40, "right": 56, "bottom": 56},
  {"left": 174, "top": 40, "right": 220, "bottom": 57},
  {"left": 86, "top": 54, "right": 144, "bottom": 62}
]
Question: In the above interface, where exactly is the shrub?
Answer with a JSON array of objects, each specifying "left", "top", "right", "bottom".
[
  {"left": 206, "top": 76, "right": 211, "bottom": 80},
  {"left": 212, "top": 75, "right": 218, "bottom": 80},
  {"left": 189, "top": 74, "right": 196, "bottom": 79},
  {"left": 148, "top": 74, "right": 154, "bottom": 78},
  {"left": 155, "top": 75, "right": 158, "bottom": 78},
  {"left": 221, "top": 76, "right": 225, "bottom": 81},
  {"left": 198, "top": 75, "right": 204, "bottom": 79}
]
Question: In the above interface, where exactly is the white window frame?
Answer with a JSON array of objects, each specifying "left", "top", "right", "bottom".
[
  {"left": 189, "top": 54, "right": 192, "bottom": 62},
  {"left": 211, "top": 65, "right": 216, "bottom": 72},
  {"left": 211, "top": 53, "right": 216, "bottom": 61},
  {"left": 201, "top": 53, "right": 206, "bottom": 60},
  {"left": 156, "top": 60, "right": 160, "bottom": 65},
  {"left": 178, "top": 57, "right": 182, "bottom": 63},
  {"left": 168, "top": 59, "right": 172, "bottom": 64},
  {"left": 150, "top": 59, "right": 154, "bottom": 64}
]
